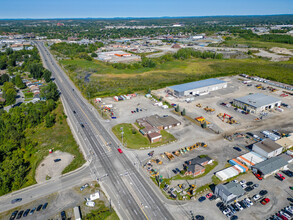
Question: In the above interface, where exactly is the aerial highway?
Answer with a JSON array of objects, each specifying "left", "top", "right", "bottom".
[{"left": 34, "top": 41, "right": 174, "bottom": 220}]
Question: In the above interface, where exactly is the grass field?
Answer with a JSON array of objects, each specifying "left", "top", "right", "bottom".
[
  {"left": 24, "top": 101, "right": 85, "bottom": 187},
  {"left": 112, "top": 123, "right": 176, "bottom": 149},
  {"left": 85, "top": 200, "right": 119, "bottom": 220},
  {"left": 60, "top": 57, "right": 293, "bottom": 98},
  {"left": 219, "top": 38, "right": 293, "bottom": 49}
]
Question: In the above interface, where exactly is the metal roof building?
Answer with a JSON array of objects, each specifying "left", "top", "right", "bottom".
[
  {"left": 169, "top": 78, "right": 227, "bottom": 97},
  {"left": 233, "top": 93, "right": 281, "bottom": 113},
  {"left": 251, "top": 155, "right": 290, "bottom": 178}
]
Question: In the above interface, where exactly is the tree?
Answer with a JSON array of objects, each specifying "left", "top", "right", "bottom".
[
  {"left": 91, "top": 52, "right": 98, "bottom": 58},
  {"left": 40, "top": 82, "right": 59, "bottom": 101},
  {"left": 175, "top": 105, "right": 180, "bottom": 112},
  {"left": 45, "top": 113, "right": 56, "bottom": 128},
  {"left": 14, "top": 75, "right": 26, "bottom": 89},
  {"left": 43, "top": 69, "right": 52, "bottom": 83},
  {"left": 4, "top": 88, "right": 17, "bottom": 105},
  {"left": 181, "top": 108, "right": 186, "bottom": 116},
  {"left": 0, "top": 74, "right": 9, "bottom": 85}
]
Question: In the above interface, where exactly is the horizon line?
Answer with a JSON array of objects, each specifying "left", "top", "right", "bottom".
[{"left": 0, "top": 13, "right": 293, "bottom": 20}]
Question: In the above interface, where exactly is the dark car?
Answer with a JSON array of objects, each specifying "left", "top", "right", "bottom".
[
  {"left": 23, "top": 209, "right": 30, "bottom": 217},
  {"left": 11, "top": 198, "right": 22, "bottom": 204},
  {"left": 80, "top": 123, "right": 84, "bottom": 128},
  {"left": 16, "top": 210, "right": 24, "bottom": 219},
  {"left": 209, "top": 195, "right": 217, "bottom": 200},
  {"left": 42, "top": 202, "right": 48, "bottom": 210},
  {"left": 54, "top": 159, "right": 61, "bottom": 162},
  {"left": 259, "top": 190, "right": 268, "bottom": 196},
  {"left": 61, "top": 211, "right": 66, "bottom": 220},
  {"left": 10, "top": 211, "right": 18, "bottom": 220},
  {"left": 175, "top": 168, "right": 181, "bottom": 173},
  {"left": 247, "top": 181, "right": 253, "bottom": 186},
  {"left": 239, "top": 201, "right": 247, "bottom": 209},
  {"left": 29, "top": 208, "right": 36, "bottom": 215},
  {"left": 36, "top": 204, "right": 43, "bottom": 211},
  {"left": 231, "top": 216, "right": 238, "bottom": 220},
  {"left": 195, "top": 215, "right": 205, "bottom": 220},
  {"left": 233, "top": 147, "right": 242, "bottom": 152},
  {"left": 283, "top": 170, "right": 293, "bottom": 177},
  {"left": 73, "top": 110, "right": 76, "bottom": 114},
  {"left": 216, "top": 202, "right": 224, "bottom": 207},
  {"left": 172, "top": 169, "right": 177, "bottom": 174},
  {"left": 198, "top": 196, "right": 206, "bottom": 202},
  {"left": 245, "top": 186, "right": 254, "bottom": 192}
]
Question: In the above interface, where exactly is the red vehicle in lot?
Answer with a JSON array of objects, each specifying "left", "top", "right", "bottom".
[
  {"left": 117, "top": 148, "right": 123, "bottom": 154},
  {"left": 276, "top": 173, "right": 285, "bottom": 181},
  {"left": 254, "top": 173, "right": 263, "bottom": 180},
  {"left": 260, "top": 198, "right": 270, "bottom": 205},
  {"left": 206, "top": 193, "right": 213, "bottom": 199}
]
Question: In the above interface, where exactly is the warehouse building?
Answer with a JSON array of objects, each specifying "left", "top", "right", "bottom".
[
  {"left": 251, "top": 154, "right": 291, "bottom": 178},
  {"left": 233, "top": 93, "right": 281, "bottom": 114},
  {"left": 169, "top": 78, "right": 227, "bottom": 97},
  {"left": 252, "top": 139, "right": 283, "bottom": 158}
]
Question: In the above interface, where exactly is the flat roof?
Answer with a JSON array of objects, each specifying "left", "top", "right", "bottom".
[
  {"left": 169, "top": 78, "right": 226, "bottom": 93},
  {"left": 234, "top": 93, "right": 281, "bottom": 108},
  {"left": 253, "top": 139, "right": 283, "bottom": 153},
  {"left": 253, "top": 155, "right": 288, "bottom": 175}
]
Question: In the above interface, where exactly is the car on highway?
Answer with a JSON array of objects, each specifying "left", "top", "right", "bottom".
[
  {"left": 16, "top": 210, "right": 24, "bottom": 219},
  {"left": 54, "top": 159, "right": 61, "bottom": 162},
  {"left": 118, "top": 148, "right": 123, "bottom": 154},
  {"left": 80, "top": 183, "right": 89, "bottom": 191},
  {"left": 198, "top": 196, "right": 206, "bottom": 202},
  {"left": 42, "top": 202, "right": 48, "bottom": 210},
  {"left": 10, "top": 211, "right": 18, "bottom": 220},
  {"left": 73, "top": 110, "right": 76, "bottom": 114},
  {"left": 23, "top": 209, "right": 30, "bottom": 217},
  {"left": 11, "top": 198, "right": 22, "bottom": 204},
  {"left": 233, "top": 147, "right": 242, "bottom": 152},
  {"left": 61, "top": 211, "right": 66, "bottom": 220},
  {"left": 36, "top": 204, "right": 43, "bottom": 211},
  {"left": 276, "top": 173, "right": 285, "bottom": 181},
  {"left": 260, "top": 198, "right": 270, "bottom": 205},
  {"left": 80, "top": 123, "right": 84, "bottom": 128},
  {"left": 29, "top": 208, "right": 36, "bottom": 215}
]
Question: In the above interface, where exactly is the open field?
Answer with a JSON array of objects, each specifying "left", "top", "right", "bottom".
[
  {"left": 24, "top": 102, "right": 85, "bottom": 187},
  {"left": 60, "top": 57, "right": 293, "bottom": 98},
  {"left": 219, "top": 38, "right": 293, "bottom": 50},
  {"left": 112, "top": 123, "right": 176, "bottom": 149}
]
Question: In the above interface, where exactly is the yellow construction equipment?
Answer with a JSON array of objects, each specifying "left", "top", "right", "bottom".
[
  {"left": 196, "top": 103, "right": 202, "bottom": 108},
  {"left": 165, "top": 152, "right": 175, "bottom": 160},
  {"left": 204, "top": 106, "right": 215, "bottom": 112},
  {"left": 196, "top": 142, "right": 207, "bottom": 148},
  {"left": 173, "top": 150, "right": 180, "bottom": 157},
  {"left": 195, "top": 116, "right": 211, "bottom": 125}
]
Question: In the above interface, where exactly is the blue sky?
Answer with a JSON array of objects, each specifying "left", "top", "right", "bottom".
[{"left": 1, "top": 0, "right": 292, "bottom": 19}]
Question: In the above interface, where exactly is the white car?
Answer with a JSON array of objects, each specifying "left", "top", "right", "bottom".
[
  {"left": 285, "top": 207, "right": 293, "bottom": 215},
  {"left": 280, "top": 211, "right": 291, "bottom": 219},
  {"left": 231, "top": 180, "right": 238, "bottom": 183},
  {"left": 245, "top": 198, "right": 253, "bottom": 206},
  {"left": 235, "top": 202, "right": 243, "bottom": 211},
  {"left": 86, "top": 201, "right": 95, "bottom": 207},
  {"left": 241, "top": 184, "right": 247, "bottom": 189},
  {"left": 222, "top": 208, "right": 231, "bottom": 215},
  {"left": 252, "top": 194, "right": 261, "bottom": 201},
  {"left": 239, "top": 180, "right": 246, "bottom": 185}
]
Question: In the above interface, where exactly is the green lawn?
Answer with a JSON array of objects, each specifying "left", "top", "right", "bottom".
[
  {"left": 24, "top": 101, "right": 85, "bottom": 187},
  {"left": 59, "top": 57, "right": 293, "bottom": 98},
  {"left": 85, "top": 201, "right": 119, "bottom": 220},
  {"left": 112, "top": 123, "right": 176, "bottom": 149}
]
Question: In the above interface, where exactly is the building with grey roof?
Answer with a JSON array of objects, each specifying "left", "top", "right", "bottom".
[
  {"left": 252, "top": 139, "right": 283, "bottom": 158},
  {"left": 168, "top": 78, "right": 227, "bottom": 97},
  {"left": 251, "top": 155, "right": 290, "bottom": 178},
  {"left": 214, "top": 182, "right": 245, "bottom": 204},
  {"left": 233, "top": 93, "right": 281, "bottom": 113}
]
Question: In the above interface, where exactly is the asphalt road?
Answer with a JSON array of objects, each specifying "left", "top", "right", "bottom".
[{"left": 33, "top": 41, "right": 174, "bottom": 220}]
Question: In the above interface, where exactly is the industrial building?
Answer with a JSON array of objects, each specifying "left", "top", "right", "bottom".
[
  {"left": 233, "top": 93, "right": 281, "bottom": 113},
  {"left": 168, "top": 78, "right": 227, "bottom": 97},
  {"left": 251, "top": 155, "right": 291, "bottom": 178},
  {"left": 215, "top": 182, "right": 245, "bottom": 204},
  {"left": 252, "top": 139, "right": 283, "bottom": 158}
]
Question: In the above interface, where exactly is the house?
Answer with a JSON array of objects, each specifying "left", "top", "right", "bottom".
[
  {"left": 214, "top": 182, "right": 245, "bottom": 204},
  {"left": 251, "top": 155, "right": 291, "bottom": 178},
  {"left": 171, "top": 44, "right": 181, "bottom": 49},
  {"left": 183, "top": 156, "right": 213, "bottom": 176},
  {"left": 147, "top": 132, "right": 162, "bottom": 143},
  {"left": 252, "top": 139, "right": 283, "bottom": 158}
]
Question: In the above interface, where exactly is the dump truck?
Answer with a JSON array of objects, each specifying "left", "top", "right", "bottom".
[
  {"left": 196, "top": 103, "right": 202, "bottom": 108},
  {"left": 204, "top": 106, "right": 215, "bottom": 112},
  {"left": 165, "top": 152, "right": 175, "bottom": 160}
]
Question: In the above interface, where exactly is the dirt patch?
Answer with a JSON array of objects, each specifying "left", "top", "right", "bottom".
[{"left": 35, "top": 151, "right": 74, "bottom": 183}]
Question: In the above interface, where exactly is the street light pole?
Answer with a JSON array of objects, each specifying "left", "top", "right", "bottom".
[{"left": 120, "top": 127, "right": 124, "bottom": 147}]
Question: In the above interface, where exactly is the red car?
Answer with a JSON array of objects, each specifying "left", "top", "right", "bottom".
[
  {"left": 117, "top": 148, "right": 123, "bottom": 154},
  {"left": 260, "top": 198, "right": 270, "bottom": 205},
  {"left": 206, "top": 193, "right": 213, "bottom": 199},
  {"left": 276, "top": 173, "right": 285, "bottom": 181},
  {"left": 254, "top": 173, "right": 263, "bottom": 180}
]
